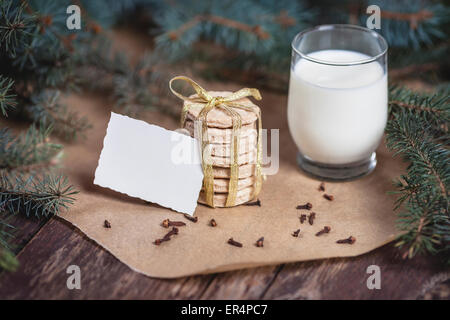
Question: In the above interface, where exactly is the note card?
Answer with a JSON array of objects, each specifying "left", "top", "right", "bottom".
[{"left": 94, "top": 112, "right": 203, "bottom": 215}]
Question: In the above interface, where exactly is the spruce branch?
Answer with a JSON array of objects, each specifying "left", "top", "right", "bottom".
[
  {"left": 0, "top": 125, "right": 63, "bottom": 172},
  {"left": 0, "top": 0, "right": 35, "bottom": 57},
  {"left": 0, "top": 210, "right": 18, "bottom": 272},
  {"left": 381, "top": 9, "right": 433, "bottom": 29},
  {"left": 386, "top": 105, "right": 449, "bottom": 259},
  {"left": 27, "top": 90, "right": 91, "bottom": 141},
  {"left": 0, "top": 75, "right": 17, "bottom": 116},
  {"left": 0, "top": 245, "right": 18, "bottom": 272},
  {"left": 153, "top": 0, "right": 313, "bottom": 63},
  {"left": 0, "top": 172, "right": 78, "bottom": 218},
  {"left": 360, "top": 0, "right": 450, "bottom": 49},
  {"left": 164, "top": 14, "right": 271, "bottom": 42},
  {"left": 389, "top": 86, "right": 449, "bottom": 137}
]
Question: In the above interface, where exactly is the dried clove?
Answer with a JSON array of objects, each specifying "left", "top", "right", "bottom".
[
  {"left": 154, "top": 238, "right": 168, "bottom": 245},
  {"left": 228, "top": 238, "right": 243, "bottom": 247},
  {"left": 336, "top": 236, "right": 356, "bottom": 244},
  {"left": 104, "top": 220, "right": 111, "bottom": 228},
  {"left": 323, "top": 194, "right": 334, "bottom": 201},
  {"left": 183, "top": 214, "right": 198, "bottom": 223},
  {"left": 163, "top": 227, "right": 179, "bottom": 239},
  {"left": 318, "top": 182, "right": 325, "bottom": 192},
  {"left": 210, "top": 219, "right": 217, "bottom": 227},
  {"left": 292, "top": 229, "right": 301, "bottom": 237},
  {"left": 296, "top": 202, "right": 312, "bottom": 210},
  {"left": 154, "top": 227, "right": 179, "bottom": 245},
  {"left": 316, "top": 226, "right": 331, "bottom": 236},
  {"left": 245, "top": 199, "right": 261, "bottom": 206},
  {"left": 255, "top": 237, "right": 264, "bottom": 247},
  {"left": 300, "top": 214, "right": 307, "bottom": 224},
  {"left": 162, "top": 219, "right": 186, "bottom": 228},
  {"left": 308, "top": 212, "right": 316, "bottom": 225}
]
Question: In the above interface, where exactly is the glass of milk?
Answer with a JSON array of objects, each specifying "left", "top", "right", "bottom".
[{"left": 287, "top": 25, "right": 388, "bottom": 180}]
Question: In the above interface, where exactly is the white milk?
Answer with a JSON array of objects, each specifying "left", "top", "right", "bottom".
[{"left": 287, "top": 50, "right": 387, "bottom": 164}]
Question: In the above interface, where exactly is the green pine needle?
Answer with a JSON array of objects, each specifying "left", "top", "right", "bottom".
[
  {"left": 0, "top": 172, "right": 78, "bottom": 218},
  {"left": 387, "top": 86, "right": 450, "bottom": 259},
  {"left": 0, "top": 76, "right": 17, "bottom": 116},
  {"left": 0, "top": 124, "right": 63, "bottom": 172}
]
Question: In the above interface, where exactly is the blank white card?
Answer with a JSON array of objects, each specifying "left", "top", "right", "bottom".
[{"left": 94, "top": 112, "right": 204, "bottom": 215}]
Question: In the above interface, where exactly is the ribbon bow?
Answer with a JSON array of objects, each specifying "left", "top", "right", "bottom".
[{"left": 169, "top": 76, "right": 263, "bottom": 207}]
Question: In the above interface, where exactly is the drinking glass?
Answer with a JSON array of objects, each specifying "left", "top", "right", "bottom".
[{"left": 287, "top": 24, "right": 388, "bottom": 180}]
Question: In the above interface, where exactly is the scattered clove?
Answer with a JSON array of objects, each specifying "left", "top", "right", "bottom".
[
  {"left": 318, "top": 182, "right": 325, "bottom": 192},
  {"left": 316, "top": 226, "right": 331, "bottom": 236},
  {"left": 296, "top": 202, "right": 312, "bottom": 210},
  {"left": 210, "top": 219, "right": 217, "bottom": 227},
  {"left": 292, "top": 229, "right": 301, "bottom": 237},
  {"left": 255, "top": 237, "right": 264, "bottom": 247},
  {"left": 228, "top": 238, "right": 243, "bottom": 247},
  {"left": 336, "top": 236, "right": 356, "bottom": 244},
  {"left": 323, "top": 194, "right": 334, "bottom": 201},
  {"left": 104, "top": 220, "right": 111, "bottom": 228},
  {"left": 164, "top": 227, "right": 179, "bottom": 238},
  {"left": 183, "top": 214, "right": 198, "bottom": 223},
  {"left": 245, "top": 199, "right": 261, "bottom": 206},
  {"left": 154, "top": 238, "right": 168, "bottom": 245},
  {"left": 154, "top": 227, "right": 179, "bottom": 245},
  {"left": 162, "top": 219, "right": 186, "bottom": 228},
  {"left": 300, "top": 214, "right": 307, "bottom": 224},
  {"left": 308, "top": 212, "right": 316, "bottom": 225}
]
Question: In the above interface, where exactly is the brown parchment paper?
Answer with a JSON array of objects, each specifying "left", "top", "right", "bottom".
[{"left": 58, "top": 85, "right": 405, "bottom": 279}]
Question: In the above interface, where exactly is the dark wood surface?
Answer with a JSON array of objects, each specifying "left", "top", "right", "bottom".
[
  {"left": 0, "top": 216, "right": 448, "bottom": 300},
  {"left": 0, "top": 29, "right": 448, "bottom": 301}
]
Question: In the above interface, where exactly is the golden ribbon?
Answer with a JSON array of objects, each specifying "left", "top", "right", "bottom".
[{"left": 169, "top": 76, "right": 263, "bottom": 207}]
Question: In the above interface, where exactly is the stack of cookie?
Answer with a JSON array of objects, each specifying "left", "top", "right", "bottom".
[{"left": 183, "top": 91, "right": 261, "bottom": 207}]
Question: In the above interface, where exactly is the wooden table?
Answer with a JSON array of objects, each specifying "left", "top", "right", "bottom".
[
  {"left": 0, "top": 212, "right": 448, "bottom": 299},
  {"left": 0, "top": 30, "right": 448, "bottom": 301}
]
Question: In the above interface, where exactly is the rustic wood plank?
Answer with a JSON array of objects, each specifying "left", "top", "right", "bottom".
[
  {"left": 199, "top": 265, "right": 283, "bottom": 299},
  {"left": 4, "top": 214, "right": 47, "bottom": 255},
  {"left": 261, "top": 243, "right": 449, "bottom": 300},
  {"left": 1, "top": 216, "right": 448, "bottom": 299},
  {"left": 0, "top": 218, "right": 215, "bottom": 299}
]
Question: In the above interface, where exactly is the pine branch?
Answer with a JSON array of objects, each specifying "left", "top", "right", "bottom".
[
  {"left": 360, "top": 0, "right": 449, "bottom": 49},
  {"left": 0, "top": 125, "right": 63, "bottom": 172},
  {"left": 389, "top": 86, "right": 449, "bottom": 137},
  {"left": 0, "top": 172, "right": 78, "bottom": 218},
  {"left": 0, "top": 75, "right": 16, "bottom": 116},
  {"left": 381, "top": 9, "right": 433, "bottom": 29},
  {"left": 0, "top": 1, "right": 35, "bottom": 57},
  {"left": 27, "top": 90, "right": 91, "bottom": 141},
  {"left": 386, "top": 105, "right": 449, "bottom": 259},
  {"left": 165, "top": 14, "right": 271, "bottom": 42},
  {"left": 153, "top": 0, "right": 314, "bottom": 63},
  {"left": 0, "top": 210, "right": 18, "bottom": 272},
  {"left": 0, "top": 246, "right": 18, "bottom": 272}
]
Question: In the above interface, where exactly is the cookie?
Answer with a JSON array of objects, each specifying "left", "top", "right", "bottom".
[
  {"left": 205, "top": 176, "right": 255, "bottom": 193},
  {"left": 212, "top": 164, "right": 255, "bottom": 179},
  {"left": 184, "top": 119, "right": 257, "bottom": 144},
  {"left": 198, "top": 186, "right": 255, "bottom": 207},
  {"left": 184, "top": 91, "right": 260, "bottom": 128},
  {"left": 208, "top": 149, "right": 257, "bottom": 167},
  {"left": 208, "top": 141, "right": 256, "bottom": 157}
]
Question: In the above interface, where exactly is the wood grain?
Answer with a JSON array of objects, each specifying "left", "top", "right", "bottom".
[
  {"left": 0, "top": 218, "right": 214, "bottom": 299},
  {"left": 1, "top": 216, "right": 448, "bottom": 299},
  {"left": 4, "top": 214, "right": 47, "bottom": 255},
  {"left": 261, "top": 245, "right": 449, "bottom": 300}
]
